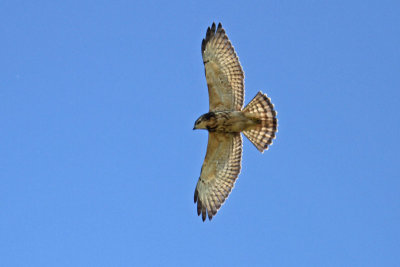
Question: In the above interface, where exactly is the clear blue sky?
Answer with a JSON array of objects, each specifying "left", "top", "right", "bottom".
[{"left": 1, "top": 1, "right": 399, "bottom": 266}]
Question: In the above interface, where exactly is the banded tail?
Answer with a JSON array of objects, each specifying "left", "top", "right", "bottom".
[{"left": 243, "top": 91, "right": 278, "bottom": 152}]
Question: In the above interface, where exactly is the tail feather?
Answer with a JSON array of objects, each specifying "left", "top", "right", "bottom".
[{"left": 243, "top": 91, "right": 278, "bottom": 152}]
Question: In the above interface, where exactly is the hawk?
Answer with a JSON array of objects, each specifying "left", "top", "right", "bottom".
[{"left": 193, "top": 23, "right": 278, "bottom": 221}]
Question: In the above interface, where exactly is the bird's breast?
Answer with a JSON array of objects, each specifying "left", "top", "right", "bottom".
[{"left": 210, "top": 111, "right": 258, "bottom": 133}]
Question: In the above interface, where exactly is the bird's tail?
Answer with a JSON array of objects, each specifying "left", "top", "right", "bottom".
[{"left": 242, "top": 91, "right": 278, "bottom": 152}]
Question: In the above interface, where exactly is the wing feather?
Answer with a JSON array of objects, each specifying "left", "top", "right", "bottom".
[
  {"left": 194, "top": 132, "right": 243, "bottom": 221},
  {"left": 202, "top": 23, "right": 244, "bottom": 111}
]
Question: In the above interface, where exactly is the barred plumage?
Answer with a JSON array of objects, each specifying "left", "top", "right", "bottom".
[
  {"left": 193, "top": 23, "right": 278, "bottom": 221},
  {"left": 202, "top": 22, "right": 244, "bottom": 111},
  {"left": 243, "top": 92, "right": 278, "bottom": 152},
  {"left": 194, "top": 133, "right": 242, "bottom": 221}
]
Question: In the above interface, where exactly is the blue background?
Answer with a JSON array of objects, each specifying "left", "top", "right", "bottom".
[{"left": 1, "top": 1, "right": 399, "bottom": 266}]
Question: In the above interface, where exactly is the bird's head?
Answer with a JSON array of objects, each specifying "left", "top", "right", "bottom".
[{"left": 193, "top": 112, "right": 216, "bottom": 130}]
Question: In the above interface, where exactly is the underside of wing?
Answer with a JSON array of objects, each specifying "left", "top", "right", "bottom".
[
  {"left": 194, "top": 132, "right": 243, "bottom": 221},
  {"left": 202, "top": 23, "right": 244, "bottom": 111}
]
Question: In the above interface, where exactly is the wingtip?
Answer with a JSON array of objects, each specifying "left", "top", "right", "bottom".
[
  {"left": 206, "top": 26, "right": 212, "bottom": 38},
  {"left": 194, "top": 187, "right": 198, "bottom": 203},
  {"left": 196, "top": 197, "right": 201, "bottom": 215},
  {"left": 201, "top": 39, "right": 206, "bottom": 53},
  {"left": 211, "top": 22, "right": 216, "bottom": 31},
  {"left": 202, "top": 22, "right": 225, "bottom": 55}
]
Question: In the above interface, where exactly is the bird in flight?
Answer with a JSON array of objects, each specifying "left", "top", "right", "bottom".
[{"left": 193, "top": 22, "right": 278, "bottom": 221}]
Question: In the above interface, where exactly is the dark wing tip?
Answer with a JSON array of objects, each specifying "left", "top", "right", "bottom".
[
  {"left": 201, "top": 22, "right": 222, "bottom": 54},
  {"left": 201, "top": 39, "right": 206, "bottom": 54},
  {"left": 206, "top": 26, "right": 212, "bottom": 39},
  {"left": 194, "top": 187, "right": 198, "bottom": 203},
  {"left": 196, "top": 199, "right": 201, "bottom": 216},
  {"left": 202, "top": 208, "right": 206, "bottom": 221},
  {"left": 211, "top": 22, "right": 216, "bottom": 32},
  {"left": 194, "top": 189, "right": 215, "bottom": 222}
]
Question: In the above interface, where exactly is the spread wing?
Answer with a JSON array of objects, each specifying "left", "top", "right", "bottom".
[
  {"left": 202, "top": 23, "right": 245, "bottom": 112},
  {"left": 194, "top": 132, "right": 243, "bottom": 221}
]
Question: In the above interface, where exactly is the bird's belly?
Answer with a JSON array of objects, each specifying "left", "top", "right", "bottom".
[{"left": 214, "top": 111, "right": 258, "bottom": 133}]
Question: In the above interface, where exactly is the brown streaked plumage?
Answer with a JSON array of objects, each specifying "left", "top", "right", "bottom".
[
  {"left": 193, "top": 23, "right": 278, "bottom": 221},
  {"left": 202, "top": 23, "right": 244, "bottom": 111}
]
